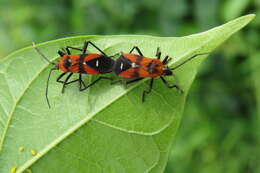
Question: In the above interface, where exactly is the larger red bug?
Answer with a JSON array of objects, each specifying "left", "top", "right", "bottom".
[
  {"left": 112, "top": 46, "right": 208, "bottom": 102},
  {"left": 33, "top": 41, "right": 115, "bottom": 108}
]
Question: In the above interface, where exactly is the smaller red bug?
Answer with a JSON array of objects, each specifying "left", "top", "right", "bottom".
[
  {"left": 33, "top": 41, "right": 115, "bottom": 108},
  {"left": 112, "top": 46, "right": 209, "bottom": 102}
]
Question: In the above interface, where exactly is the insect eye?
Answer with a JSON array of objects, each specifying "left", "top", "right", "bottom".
[
  {"left": 163, "top": 67, "right": 172, "bottom": 76},
  {"left": 64, "top": 57, "right": 72, "bottom": 69}
]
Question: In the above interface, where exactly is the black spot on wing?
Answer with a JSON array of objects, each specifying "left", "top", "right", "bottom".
[
  {"left": 113, "top": 55, "right": 132, "bottom": 75},
  {"left": 78, "top": 54, "right": 86, "bottom": 73},
  {"left": 147, "top": 61, "right": 158, "bottom": 74},
  {"left": 86, "top": 55, "right": 115, "bottom": 74}
]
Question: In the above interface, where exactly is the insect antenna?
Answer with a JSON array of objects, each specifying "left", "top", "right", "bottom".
[
  {"left": 46, "top": 68, "right": 57, "bottom": 108},
  {"left": 170, "top": 52, "right": 210, "bottom": 71},
  {"left": 32, "top": 42, "right": 56, "bottom": 65},
  {"left": 33, "top": 42, "right": 58, "bottom": 108}
]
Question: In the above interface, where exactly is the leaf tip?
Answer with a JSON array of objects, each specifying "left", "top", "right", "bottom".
[
  {"left": 244, "top": 13, "right": 256, "bottom": 20},
  {"left": 239, "top": 14, "right": 256, "bottom": 23}
]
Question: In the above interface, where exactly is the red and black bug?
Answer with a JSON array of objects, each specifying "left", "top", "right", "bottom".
[
  {"left": 112, "top": 46, "right": 208, "bottom": 102},
  {"left": 33, "top": 41, "right": 115, "bottom": 108}
]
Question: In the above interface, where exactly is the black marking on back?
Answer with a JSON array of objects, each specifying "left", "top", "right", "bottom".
[
  {"left": 147, "top": 61, "right": 158, "bottom": 74},
  {"left": 113, "top": 55, "right": 132, "bottom": 75},
  {"left": 78, "top": 54, "right": 85, "bottom": 73},
  {"left": 86, "top": 55, "right": 115, "bottom": 74},
  {"left": 63, "top": 57, "right": 71, "bottom": 70}
]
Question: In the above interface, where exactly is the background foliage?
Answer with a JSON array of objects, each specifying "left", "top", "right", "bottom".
[{"left": 0, "top": 0, "right": 259, "bottom": 172}]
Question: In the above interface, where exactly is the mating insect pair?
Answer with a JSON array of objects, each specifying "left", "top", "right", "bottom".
[{"left": 34, "top": 41, "right": 208, "bottom": 108}]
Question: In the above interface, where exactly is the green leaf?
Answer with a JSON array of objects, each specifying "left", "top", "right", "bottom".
[{"left": 0, "top": 14, "right": 254, "bottom": 173}]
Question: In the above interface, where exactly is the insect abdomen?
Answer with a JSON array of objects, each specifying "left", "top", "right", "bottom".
[{"left": 113, "top": 55, "right": 164, "bottom": 78}]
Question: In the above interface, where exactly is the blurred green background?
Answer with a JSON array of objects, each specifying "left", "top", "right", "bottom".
[{"left": 0, "top": 0, "right": 259, "bottom": 172}]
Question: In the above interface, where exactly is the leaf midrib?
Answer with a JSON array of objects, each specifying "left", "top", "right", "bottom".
[{"left": 16, "top": 79, "right": 162, "bottom": 172}]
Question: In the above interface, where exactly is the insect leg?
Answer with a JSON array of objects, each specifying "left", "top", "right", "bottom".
[
  {"left": 162, "top": 56, "right": 172, "bottom": 64},
  {"left": 129, "top": 46, "right": 144, "bottom": 56},
  {"left": 61, "top": 73, "right": 73, "bottom": 93},
  {"left": 78, "top": 73, "right": 86, "bottom": 91},
  {"left": 66, "top": 46, "right": 83, "bottom": 51},
  {"left": 64, "top": 78, "right": 80, "bottom": 85},
  {"left": 65, "top": 46, "right": 83, "bottom": 54},
  {"left": 125, "top": 78, "right": 143, "bottom": 84},
  {"left": 56, "top": 72, "right": 68, "bottom": 84},
  {"left": 46, "top": 68, "right": 58, "bottom": 108},
  {"left": 64, "top": 41, "right": 95, "bottom": 54},
  {"left": 65, "top": 41, "right": 109, "bottom": 55},
  {"left": 80, "top": 76, "right": 113, "bottom": 91},
  {"left": 58, "top": 50, "right": 66, "bottom": 56},
  {"left": 83, "top": 41, "right": 108, "bottom": 56},
  {"left": 57, "top": 72, "right": 80, "bottom": 86},
  {"left": 156, "top": 47, "right": 161, "bottom": 60},
  {"left": 111, "top": 78, "right": 143, "bottom": 85},
  {"left": 142, "top": 78, "right": 154, "bottom": 102},
  {"left": 58, "top": 48, "right": 70, "bottom": 55},
  {"left": 160, "top": 76, "right": 183, "bottom": 93}
]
